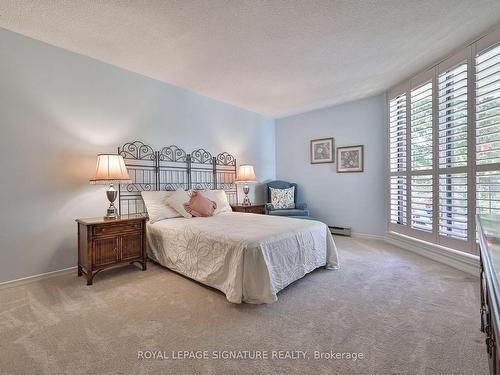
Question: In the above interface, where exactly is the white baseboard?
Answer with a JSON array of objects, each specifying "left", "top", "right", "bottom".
[
  {"left": 0, "top": 266, "right": 77, "bottom": 290},
  {"left": 384, "top": 232, "right": 479, "bottom": 276}
]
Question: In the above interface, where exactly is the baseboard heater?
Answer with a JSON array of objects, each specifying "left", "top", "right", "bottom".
[{"left": 328, "top": 225, "right": 352, "bottom": 237}]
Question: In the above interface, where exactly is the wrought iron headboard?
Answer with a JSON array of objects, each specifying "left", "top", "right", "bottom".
[{"left": 117, "top": 141, "right": 237, "bottom": 215}]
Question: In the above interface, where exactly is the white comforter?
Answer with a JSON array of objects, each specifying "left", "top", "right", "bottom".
[{"left": 147, "top": 212, "right": 339, "bottom": 304}]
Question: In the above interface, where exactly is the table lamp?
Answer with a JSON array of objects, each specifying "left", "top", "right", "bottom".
[
  {"left": 235, "top": 164, "right": 257, "bottom": 206},
  {"left": 90, "top": 154, "right": 131, "bottom": 219}
]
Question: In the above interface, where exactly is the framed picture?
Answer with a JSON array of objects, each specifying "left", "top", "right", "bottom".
[
  {"left": 337, "top": 145, "right": 364, "bottom": 173},
  {"left": 310, "top": 137, "right": 335, "bottom": 164}
]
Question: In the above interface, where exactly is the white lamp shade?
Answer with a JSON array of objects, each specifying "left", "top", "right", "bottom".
[
  {"left": 235, "top": 164, "right": 257, "bottom": 183},
  {"left": 90, "top": 154, "right": 131, "bottom": 184}
]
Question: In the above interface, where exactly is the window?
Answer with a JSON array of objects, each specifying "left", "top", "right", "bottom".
[{"left": 387, "top": 28, "right": 500, "bottom": 254}]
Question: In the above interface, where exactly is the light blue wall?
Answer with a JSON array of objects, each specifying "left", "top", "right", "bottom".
[
  {"left": 0, "top": 28, "right": 275, "bottom": 283},
  {"left": 276, "top": 95, "right": 388, "bottom": 235}
]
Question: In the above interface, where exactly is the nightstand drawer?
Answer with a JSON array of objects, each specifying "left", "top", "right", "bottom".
[{"left": 92, "top": 222, "right": 142, "bottom": 237}]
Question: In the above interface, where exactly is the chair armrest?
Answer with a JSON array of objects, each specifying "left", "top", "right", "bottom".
[
  {"left": 296, "top": 202, "right": 308, "bottom": 210},
  {"left": 265, "top": 203, "right": 275, "bottom": 214}
]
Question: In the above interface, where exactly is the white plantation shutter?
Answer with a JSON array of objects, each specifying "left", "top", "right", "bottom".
[
  {"left": 438, "top": 63, "right": 468, "bottom": 241},
  {"left": 389, "top": 94, "right": 407, "bottom": 225},
  {"left": 411, "top": 175, "right": 433, "bottom": 232},
  {"left": 476, "top": 43, "right": 500, "bottom": 221},
  {"left": 439, "top": 173, "right": 468, "bottom": 239},
  {"left": 389, "top": 95, "right": 407, "bottom": 172},
  {"left": 410, "top": 82, "right": 433, "bottom": 233},
  {"left": 387, "top": 28, "right": 500, "bottom": 254},
  {"left": 476, "top": 43, "right": 500, "bottom": 166},
  {"left": 477, "top": 171, "right": 500, "bottom": 216},
  {"left": 411, "top": 82, "right": 433, "bottom": 171},
  {"left": 438, "top": 63, "right": 468, "bottom": 169},
  {"left": 390, "top": 176, "right": 407, "bottom": 225}
]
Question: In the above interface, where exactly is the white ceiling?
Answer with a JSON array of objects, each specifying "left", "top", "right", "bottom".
[{"left": 1, "top": 1, "right": 500, "bottom": 118}]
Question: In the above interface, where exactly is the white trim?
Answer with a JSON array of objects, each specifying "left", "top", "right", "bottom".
[
  {"left": 385, "top": 231, "right": 479, "bottom": 276},
  {"left": 388, "top": 81, "right": 408, "bottom": 99},
  {"left": 437, "top": 47, "right": 468, "bottom": 73},
  {"left": 0, "top": 266, "right": 77, "bottom": 290},
  {"left": 410, "top": 67, "right": 434, "bottom": 89},
  {"left": 476, "top": 25, "right": 500, "bottom": 54}
]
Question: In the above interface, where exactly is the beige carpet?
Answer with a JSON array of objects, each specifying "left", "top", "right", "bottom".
[{"left": 0, "top": 237, "right": 487, "bottom": 375}]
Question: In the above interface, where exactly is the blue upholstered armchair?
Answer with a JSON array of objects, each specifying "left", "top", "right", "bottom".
[{"left": 265, "top": 180, "right": 309, "bottom": 217}]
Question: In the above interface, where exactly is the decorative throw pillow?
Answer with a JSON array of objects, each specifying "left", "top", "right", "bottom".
[
  {"left": 141, "top": 191, "right": 181, "bottom": 223},
  {"left": 270, "top": 186, "right": 295, "bottom": 209},
  {"left": 200, "top": 190, "right": 232, "bottom": 215},
  {"left": 184, "top": 191, "right": 217, "bottom": 217},
  {"left": 165, "top": 189, "right": 193, "bottom": 218}
]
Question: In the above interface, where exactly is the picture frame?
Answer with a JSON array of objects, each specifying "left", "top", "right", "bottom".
[
  {"left": 310, "top": 137, "right": 335, "bottom": 164},
  {"left": 336, "top": 145, "right": 364, "bottom": 173}
]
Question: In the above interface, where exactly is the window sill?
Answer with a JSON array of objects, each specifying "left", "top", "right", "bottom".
[{"left": 385, "top": 231, "right": 479, "bottom": 276}]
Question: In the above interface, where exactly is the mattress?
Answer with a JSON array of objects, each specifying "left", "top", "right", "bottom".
[{"left": 147, "top": 212, "right": 339, "bottom": 304}]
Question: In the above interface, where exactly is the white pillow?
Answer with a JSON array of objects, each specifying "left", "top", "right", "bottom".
[
  {"left": 165, "top": 189, "right": 193, "bottom": 218},
  {"left": 201, "top": 190, "right": 232, "bottom": 215},
  {"left": 141, "top": 191, "right": 181, "bottom": 223}
]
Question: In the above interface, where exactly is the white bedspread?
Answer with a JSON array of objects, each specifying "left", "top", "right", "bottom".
[{"left": 147, "top": 212, "right": 339, "bottom": 304}]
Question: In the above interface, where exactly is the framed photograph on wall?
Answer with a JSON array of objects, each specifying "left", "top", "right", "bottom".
[
  {"left": 337, "top": 145, "right": 364, "bottom": 173},
  {"left": 310, "top": 137, "right": 335, "bottom": 164}
]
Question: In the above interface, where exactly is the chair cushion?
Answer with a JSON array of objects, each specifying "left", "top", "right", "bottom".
[{"left": 268, "top": 209, "right": 309, "bottom": 217}]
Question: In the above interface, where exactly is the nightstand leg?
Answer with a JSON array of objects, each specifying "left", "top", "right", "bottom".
[
  {"left": 142, "top": 261, "right": 147, "bottom": 271},
  {"left": 86, "top": 273, "right": 93, "bottom": 286},
  {"left": 78, "top": 265, "right": 83, "bottom": 277}
]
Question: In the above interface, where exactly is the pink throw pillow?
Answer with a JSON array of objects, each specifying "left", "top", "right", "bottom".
[{"left": 184, "top": 191, "right": 217, "bottom": 217}]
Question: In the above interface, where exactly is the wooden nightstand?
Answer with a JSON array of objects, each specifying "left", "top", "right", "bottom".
[
  {"left": 76, "top": 214, "right": 147, "bottom": 285},
  {"left": 231, "top": 204, "right": 265, "bottom": 214}
]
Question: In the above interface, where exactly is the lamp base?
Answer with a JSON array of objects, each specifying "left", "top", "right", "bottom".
[
  {"left": 242, "top": 184, "right": 251, "bottom": 206},
  {"left": 104, "top": 184, "right": 119, "bottom": 219},
  {"left": 105, "top": 203, "right": 118, "bottom": 219},
  {"left": 242, "top": 195, "right": 251, "bottom": 206}
]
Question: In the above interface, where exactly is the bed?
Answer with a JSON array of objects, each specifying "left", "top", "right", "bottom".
[
  {"left": 117, "top": 140, "right": 340, "bottom": 304},
  {"left": 147, "top": 212, "right": 339, "bottom": 304}
]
